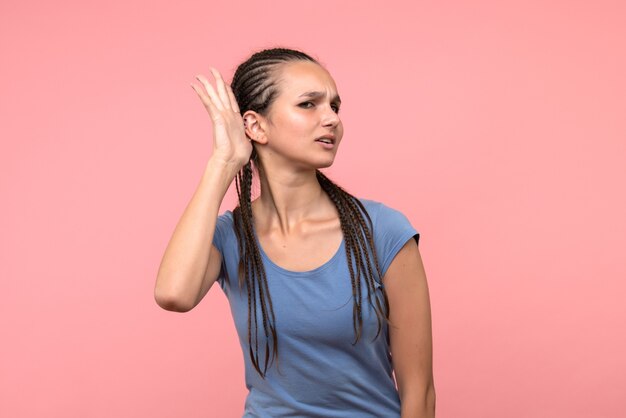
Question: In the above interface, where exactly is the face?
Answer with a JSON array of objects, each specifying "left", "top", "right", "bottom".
[{"left": 256, "top": 60, "right": 344, "bottom": 170}]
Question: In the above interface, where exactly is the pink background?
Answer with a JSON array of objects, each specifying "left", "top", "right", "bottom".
[{"left": 2, "top": 1, "right": 625, "bottom": 417}]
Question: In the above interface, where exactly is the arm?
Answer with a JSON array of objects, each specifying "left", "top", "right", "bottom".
[
  {"left": 154, "top": 158, "right": 239, "bottom": 312},
  {"left": 155, "top": 67, "right": 251, "bottom": 312},
  {"left": 385, "top": 237, "right": 436, "bottom": 418}
]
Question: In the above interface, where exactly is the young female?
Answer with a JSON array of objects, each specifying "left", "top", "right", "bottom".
[{"left": 155, "top": 47, "right": 435, "bottom": 417}]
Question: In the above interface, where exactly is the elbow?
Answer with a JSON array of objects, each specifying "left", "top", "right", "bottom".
[
  {"left": 154, "top": 280, "right": 194, "bottom": 313},
  {"left": 400, "top": 384, "right": 436, "bottom": 418},
  {"left": 426, "top": 386, "right": 436, "bottom": 416},
  {"left": 154, "top": 293, "right": 191, "bottom": 312}
]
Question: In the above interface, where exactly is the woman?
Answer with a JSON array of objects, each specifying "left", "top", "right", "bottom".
[{"left": 155, "top": 47, "right": 436, "bottom": 417}]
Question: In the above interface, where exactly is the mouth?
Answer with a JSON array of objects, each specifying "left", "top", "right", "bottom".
[
  {"left": 315, "top": 139, "right": 334, "bottom": 144},
  {"left": 315, "top": 136, "right": 336, "bottom": 144}
]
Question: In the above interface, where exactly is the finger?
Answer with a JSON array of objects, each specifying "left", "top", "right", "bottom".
[
  {"left": 195, "top": 74, "right": 224, "bottom": 111},
  {"left": 210, "top": 67, "right": 232, "bottom": 111},
  {"left": 190, "top": 81, "right": 218, "bottom": 119},
  {"left": 226, "top": 83, "right": 240, "bottom": 114}
]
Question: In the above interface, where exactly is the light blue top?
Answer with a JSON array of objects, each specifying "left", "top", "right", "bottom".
[{"left": 212, "top": 197, "right": 420, "bottom": 417}]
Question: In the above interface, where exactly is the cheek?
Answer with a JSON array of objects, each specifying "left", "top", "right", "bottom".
[
  {"left": 275, "top": 108, "right": 308, "bottom": 129},
  {"left": 286, "top": 110, "right": 311, "bottom": 127}
]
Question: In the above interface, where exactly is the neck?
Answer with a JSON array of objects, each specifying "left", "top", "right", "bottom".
[{"left": 252, "top": 168, "right": 329, "bottom": 235}]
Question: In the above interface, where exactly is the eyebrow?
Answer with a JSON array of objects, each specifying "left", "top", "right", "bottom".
[{"left": 298, "top": 91, "right": 342, "bottom": 104}]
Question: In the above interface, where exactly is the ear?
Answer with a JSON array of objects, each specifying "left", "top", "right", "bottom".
[{"left": 243, "top": 111, "right": 269, "bottom": 144}]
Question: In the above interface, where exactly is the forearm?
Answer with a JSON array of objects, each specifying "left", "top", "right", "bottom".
[{"left": 154, "top": 157, "right": 240, "bottom": 311}]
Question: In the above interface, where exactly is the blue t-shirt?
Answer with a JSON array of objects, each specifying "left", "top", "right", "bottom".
[{"left": 212, "top": 197, "right": 420, "bottom": 417}]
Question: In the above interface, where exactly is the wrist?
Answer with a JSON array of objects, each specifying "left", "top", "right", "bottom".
[
  {"left": 201, "top": 157, "right": 241, "bottom": 196},
  {"left": 206, "top": 156, "right": 242, "bottom": 178}
]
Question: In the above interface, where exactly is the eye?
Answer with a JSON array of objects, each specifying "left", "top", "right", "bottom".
[{"left": 299, "top": 101, "right": 341, "bottom": 114}]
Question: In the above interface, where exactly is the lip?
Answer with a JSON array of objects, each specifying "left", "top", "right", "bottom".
[
  {"left": 315, "top": 134, "right": 336, "bottom": 144},
  {"left": 316, "top": 140, "right": 335, "bottom": 150}
]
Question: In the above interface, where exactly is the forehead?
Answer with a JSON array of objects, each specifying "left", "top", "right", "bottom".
[{"left": 277, "top": 61, "right": 339, "bottom": 97}]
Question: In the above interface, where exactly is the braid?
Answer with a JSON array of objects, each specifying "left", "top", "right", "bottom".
[
  {"left": 228, "top": 47, "right": 389, "bottom": 378},
  {"left": 316, "top": 170, "right": 390, "bottom": 343},
  {"left": 234, "top": 160, "right": 279, "bottom": 379}
]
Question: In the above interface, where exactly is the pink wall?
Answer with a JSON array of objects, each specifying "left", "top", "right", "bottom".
[{"left": 2, "top": 1, "right": 624, "bottom": 417}]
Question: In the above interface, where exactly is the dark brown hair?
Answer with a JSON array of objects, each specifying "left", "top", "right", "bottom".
[{"left": 228, "top": 47, "right": 390, "bottom": 378}]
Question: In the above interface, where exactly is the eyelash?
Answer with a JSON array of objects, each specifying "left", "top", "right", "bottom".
[{"left": 300, "top": 101, "right": 341, "bottom": 113}]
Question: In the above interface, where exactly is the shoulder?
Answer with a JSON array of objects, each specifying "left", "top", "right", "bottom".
[
  {"left": 354, "top": 197, "right": 383, "bottom": 218},
  {"left": 357, "top": 198, "right": 419, "bottom": 278},
  {"left": 217, "top": 209, "right": 234, "bottom": 225},
  {"left": 215, "top": 209, "right": 235, "bottom": 236},
  {"left": 355, "top": 197, "right": 407, "bottom": 224},
  {"left": 357, "top": 196, "right": 419, "bottom": 244},
  {"left": 213, "top": 210, "right": 235, "bottom": 253}
]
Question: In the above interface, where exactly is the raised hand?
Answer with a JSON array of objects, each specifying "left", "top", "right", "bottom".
[{"left": 191, "top": 67, "right": 253, "bottom": 169}]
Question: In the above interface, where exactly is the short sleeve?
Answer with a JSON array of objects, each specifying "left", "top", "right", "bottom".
[
  {"left": 374, "top": 202, "right": 420, "bottom": 279},
  {"left": 212, "top": 211, "right": 230, "bottom": 289}
]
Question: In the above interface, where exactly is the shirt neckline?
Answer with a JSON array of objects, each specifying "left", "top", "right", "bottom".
[{"left": 251, "top": 222, "right": 345, "bottom": 277}]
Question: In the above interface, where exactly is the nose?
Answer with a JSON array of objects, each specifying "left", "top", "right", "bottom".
[{"left": 322, "top": 104, "right": 340, "bottom": 127}]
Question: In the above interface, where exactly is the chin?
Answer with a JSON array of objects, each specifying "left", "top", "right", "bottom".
[{"left": 314, "top": 157, "right": 336, "bottom": 169}]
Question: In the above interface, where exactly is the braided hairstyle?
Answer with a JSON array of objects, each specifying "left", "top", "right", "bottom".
[{"left": 228, "top": 47, "right": 391, "bottom": 378}]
